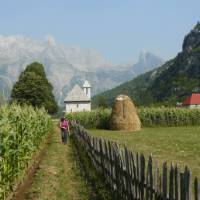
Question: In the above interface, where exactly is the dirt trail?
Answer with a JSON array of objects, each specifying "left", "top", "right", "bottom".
[{"left": 18, "top": 126, "right": 90, "bottom": 200}]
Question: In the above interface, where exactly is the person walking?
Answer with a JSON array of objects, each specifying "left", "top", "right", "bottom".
[{"left": 59, "top": 117, "right": 69, "bottom": 144}]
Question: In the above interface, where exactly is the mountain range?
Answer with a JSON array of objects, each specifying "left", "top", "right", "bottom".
[
  {"left": 0, "top": 35, "right": 164, "bottom": 105},
  {"left": 93, "top": 22, "right": 200, "bottom": 107}
]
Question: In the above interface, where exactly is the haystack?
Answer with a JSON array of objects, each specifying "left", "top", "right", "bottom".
[{"left": 110, "top": 95, "right": 141, "bottom": 131}]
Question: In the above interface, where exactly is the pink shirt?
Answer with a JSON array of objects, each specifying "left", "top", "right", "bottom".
[{"left": 60, "top": 120, "right": 68, "bottom": 129}]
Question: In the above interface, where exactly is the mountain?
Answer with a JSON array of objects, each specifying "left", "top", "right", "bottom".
[
  {"left": 93, "top": 22, "right": 200, "bottom": 107},
  {"left": 132, "top": 51, "right": 164, "bottom": 75},
  {"left": 0, "top": 35, "right": 163, "bottom": 105}
]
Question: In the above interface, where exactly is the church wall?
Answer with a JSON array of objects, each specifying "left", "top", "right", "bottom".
[{"left": 65, "top": 102, "right": 91, "bottom": 113}]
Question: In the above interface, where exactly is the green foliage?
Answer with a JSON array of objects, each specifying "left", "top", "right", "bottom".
[
  {"left": 66, "top": 109, "right": 111, "bottom": 129},
  {"left": 192, "top": 46, "right": 200, "bottom": 53},
  {"left": 0, "top": 104, "right": 52, "bottom": 199},
  {"left": 52, "top": 106, "right": 65, "bottom": 119},
  {"left": 23, "top": 62, "right": 47, "bottom": 78},
  {"left": 11, "top": 62, "right": 58, "bottom": 114},
  {"left": 149, "top": 51, "right": 200, "bottom": 105},
  {"left": 66, "top": 108, "right": 200, "bottom": 129},
  {"left": 93, "top": 95, "right": 108, "bottom": 109}
]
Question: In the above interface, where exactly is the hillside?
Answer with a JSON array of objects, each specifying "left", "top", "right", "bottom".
[{"left": 93, "top": 22, "right": 200, "bottom": 107}]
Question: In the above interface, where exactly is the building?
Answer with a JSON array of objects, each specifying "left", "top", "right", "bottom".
[
  {"left": 64, "top": 81, "right": 91, "bottom": 113},
  {"left": 182, "top": 93, "right": 200, "bottom": 108}
]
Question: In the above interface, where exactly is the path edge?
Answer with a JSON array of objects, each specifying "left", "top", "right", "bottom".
[{"left": 6, "top": 132, "right": 52, "bottom": 200}]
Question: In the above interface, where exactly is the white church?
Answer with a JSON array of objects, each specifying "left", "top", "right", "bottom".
[{"left": 64, "top": 80, "right": 91, "bottom": 113}]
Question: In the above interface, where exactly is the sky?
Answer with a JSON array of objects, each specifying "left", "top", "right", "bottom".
[{"left": 0, "top": 0, "right": 200, "bottom": 64}]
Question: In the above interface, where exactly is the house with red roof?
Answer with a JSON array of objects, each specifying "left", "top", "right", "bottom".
[{"left": 182, "top": 93, "right": 200, "bottom": 108}]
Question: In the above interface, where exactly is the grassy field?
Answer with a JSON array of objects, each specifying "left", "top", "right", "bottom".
[{"left": 89, "top": 127, "right": 200, "bottom": 179}]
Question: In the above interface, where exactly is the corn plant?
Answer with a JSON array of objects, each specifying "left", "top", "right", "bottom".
[{"left": 0, "top": 104, "right": 52, "bottom": 200}]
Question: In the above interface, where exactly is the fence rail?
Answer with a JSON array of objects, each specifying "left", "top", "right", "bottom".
[{"left": 71, "top": 122, "right": 200, "bottom": 200}]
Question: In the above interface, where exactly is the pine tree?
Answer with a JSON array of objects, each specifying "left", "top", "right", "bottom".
[{"left": 11, "top": 62, "right": 58, "bottom": 114}]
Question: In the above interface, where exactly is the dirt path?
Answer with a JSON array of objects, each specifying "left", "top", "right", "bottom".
[{"left": 22, "top": 126, "right": 90, "bottom": 200}]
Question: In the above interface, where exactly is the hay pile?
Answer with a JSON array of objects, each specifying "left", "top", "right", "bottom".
[{"left": 110, "top": 95, "right": 141, "bottom": 131}]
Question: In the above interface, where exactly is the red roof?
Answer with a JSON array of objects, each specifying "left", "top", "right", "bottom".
[{"left": 182, "top": 93, "right": 200, "bottom": 106}]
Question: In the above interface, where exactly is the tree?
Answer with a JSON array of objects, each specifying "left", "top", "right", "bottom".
[
  {"left": 11, "top": 62, "right": 58, "bottom": 114},
  {"left": 96, "top": 95, "right": 108, "bottom": 109}
]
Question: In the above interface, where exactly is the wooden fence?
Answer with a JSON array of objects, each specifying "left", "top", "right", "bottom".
[{"left": 71, "top": 121, "right": 200, "bottom": 200}]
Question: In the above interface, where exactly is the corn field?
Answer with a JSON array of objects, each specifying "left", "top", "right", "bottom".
[
  {"left": 139, "top": 107, "right": 200, "bottom": 127},
  {"left": 66, "top": 109, "right": 111, "bottom": 129},
  {"left": 0, "top": 104, "right": 52, "bottom": 200},
  {"left": 66, "top": 107, "right": 200, "bottom": 128}
]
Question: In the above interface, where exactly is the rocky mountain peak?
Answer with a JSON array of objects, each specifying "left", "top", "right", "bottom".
[
  {"left": 182, "top": 22, "right": 200, "bottom": 52},
  {"left": 133, "top": 51, "right": 164, "bottom": 75}
]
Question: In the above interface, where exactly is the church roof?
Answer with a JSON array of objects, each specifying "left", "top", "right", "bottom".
[{"left": 64, "top": 84, "right": 90, "bottom": 102}]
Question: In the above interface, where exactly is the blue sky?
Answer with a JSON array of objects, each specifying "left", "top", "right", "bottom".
[{"left": 0, "top": 0, "right": 199, "bottom": 64}]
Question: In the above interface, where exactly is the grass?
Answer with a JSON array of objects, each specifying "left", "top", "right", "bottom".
[
  {"left": 24, "top": 125, "right": 90, "bottom": 200},
  {"left": 89, "top": 126, "right": 200, "bottom": 179}
]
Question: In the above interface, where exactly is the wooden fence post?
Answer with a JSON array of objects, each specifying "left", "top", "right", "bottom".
[
  {"left": 169, "top": 163, "right": 175, "bottom": 200},
  {"left": 175, "top": 165, "right": 180, "bottom": 200},
  {"left": 194, "top": 177, "right": 199, "bottom": 200},
  {"left": 147, "top": 156, "right": 153, "bottom": 200},
  {"left": 163, "top": 162, "right": 168, "bottom": 200},
  {"left": 184, "top": 167, "right": 191, "bottom": 200},
  {"left": 140, "top": 154, "right": 145, "bottom": 200}
]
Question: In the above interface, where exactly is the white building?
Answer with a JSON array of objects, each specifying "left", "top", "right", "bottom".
[{"left": 64, "top": 81, "right": 91, "bottom": 113}]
